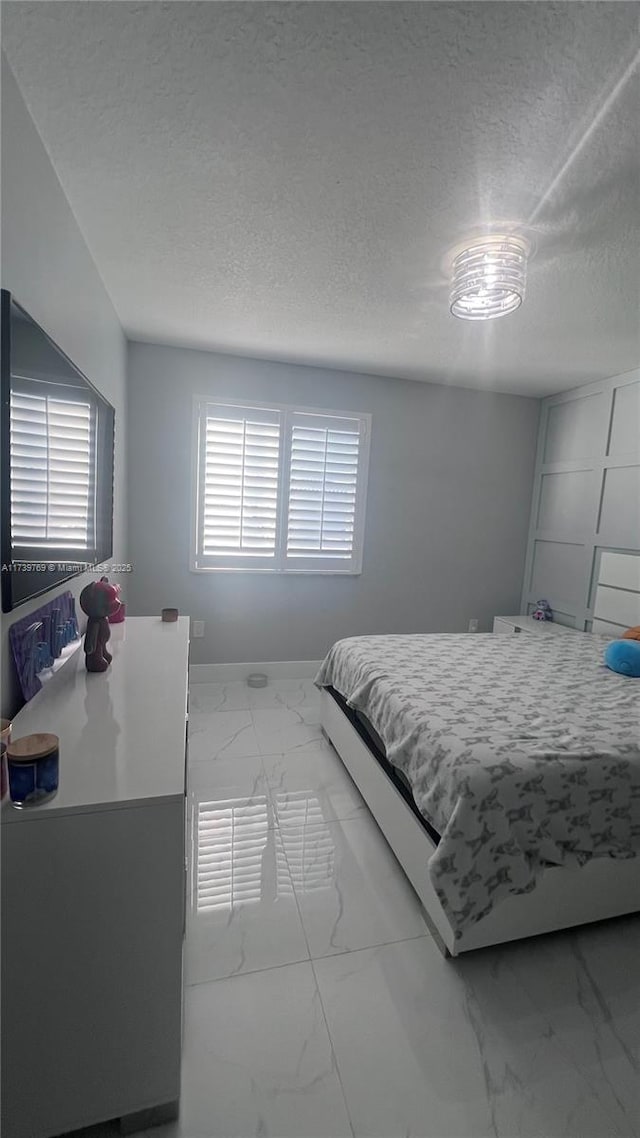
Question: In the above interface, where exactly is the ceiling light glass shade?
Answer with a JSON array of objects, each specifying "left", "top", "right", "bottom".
[{"left": 450, "top": 235, "right": 528, "bottom": 320}]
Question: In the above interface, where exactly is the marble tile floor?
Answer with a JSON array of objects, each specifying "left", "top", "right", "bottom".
[{"left": 72, "top": 678, "right": 640, "bottom": 1138}]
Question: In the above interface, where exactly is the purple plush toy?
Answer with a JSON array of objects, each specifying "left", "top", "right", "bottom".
[{"left": 532, "top": 599, "right": 553, "bottom": 622}]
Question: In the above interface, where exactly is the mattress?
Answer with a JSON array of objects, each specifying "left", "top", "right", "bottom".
[
  {"left": 332, "top": 690, "right": 441, "bottom": 845},
  {"left": 316, "top": 632, "right": 640, "bottom": 938}
]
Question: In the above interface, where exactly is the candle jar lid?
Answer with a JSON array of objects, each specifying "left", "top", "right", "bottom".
[{"left": 7, "top": 733, "right": 59, "bottom": 762}]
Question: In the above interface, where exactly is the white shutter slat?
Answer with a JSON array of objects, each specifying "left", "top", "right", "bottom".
[
  {"left": 200, "top": 408, "right": 281, "bottom": 559},
  {"left": 10, "top": 390, "right": 95, "bottom": 552},
  {"left": 286, "top": 415, "right": 363, "bottom": 561}
]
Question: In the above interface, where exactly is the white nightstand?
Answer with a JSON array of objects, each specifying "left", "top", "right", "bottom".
[{"left": 493, "top": 615, "right": 579, "bottom": 636}]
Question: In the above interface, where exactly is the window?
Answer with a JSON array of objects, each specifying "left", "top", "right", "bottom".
[
  {"left": 193, "top": 400, "right": 370, "bottom": 573},
  {"left": 10, "top": 388, "right": 96, "bottom": 555}
]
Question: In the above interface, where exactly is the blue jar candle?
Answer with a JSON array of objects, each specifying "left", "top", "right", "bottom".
[{"left": 6, "top": 733, "right": 59, "bottom": 808}]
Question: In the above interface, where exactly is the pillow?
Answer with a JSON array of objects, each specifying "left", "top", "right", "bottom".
[
  {"left": 622, "top": 625, "right": 640, "bottom": 641},
  {"left": 604, "top": 640, "right": 640, "bottom": 678}
]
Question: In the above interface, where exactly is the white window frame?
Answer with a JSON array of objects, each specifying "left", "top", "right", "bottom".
[{"left": 191, "top": 396, "right": 371, "bottom": 575}]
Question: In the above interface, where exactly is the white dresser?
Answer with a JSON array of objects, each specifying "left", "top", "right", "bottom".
[
  {"left": 1, "top": 616, "right": 190, "bottom": 1138},
  {"left": 493, "top": 615, "right": 579, "bottom": 635}
]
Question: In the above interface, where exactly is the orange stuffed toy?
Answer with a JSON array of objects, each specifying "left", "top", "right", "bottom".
[{"left": 622, "top": 626, "right": 640, "bottom": 641}]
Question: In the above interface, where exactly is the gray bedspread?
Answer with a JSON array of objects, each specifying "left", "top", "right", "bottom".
[{"left": 315, "top": 632, "right": 640, "bottom": 938}]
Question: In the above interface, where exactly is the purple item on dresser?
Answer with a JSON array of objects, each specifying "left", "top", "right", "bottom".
[{"left": 9, "top": 592, "right": 80, "bottom": 703}]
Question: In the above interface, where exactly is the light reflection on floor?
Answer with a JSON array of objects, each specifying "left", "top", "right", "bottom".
[{"left": 195, "top": 790, "right": 335, "bottom": 913}]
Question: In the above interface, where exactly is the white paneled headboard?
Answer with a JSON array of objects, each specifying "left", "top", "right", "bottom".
[
  {"left": 592, "top": 551, "right": 640, "bottom": 635},
  {"left": 520, "top": 369, "right": 640, "bottom": 629}
]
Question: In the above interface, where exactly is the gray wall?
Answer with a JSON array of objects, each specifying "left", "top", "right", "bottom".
[
  {"left": 520, "top": 368, "right": 640, "bottom": 627},
  {"left": 127, "top": 341, "right": 540, "bottom": 664},
  {"left": 1, "top": 62, "right": 127, "bottom": 717}
]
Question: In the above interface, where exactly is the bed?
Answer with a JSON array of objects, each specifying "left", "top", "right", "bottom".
[{"left": 316, "top": 554, "right": 640, "bottom": 957}]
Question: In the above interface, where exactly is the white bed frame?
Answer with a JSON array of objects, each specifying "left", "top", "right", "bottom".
[{"left": 320, "top": 551, "right": 640, "bottom": 956}]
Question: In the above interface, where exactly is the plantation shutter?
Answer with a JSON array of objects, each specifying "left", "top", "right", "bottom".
[
  {"left": 196, "top": 404, "right": 282, "bottom": 569},
  {"left": 193, "top": 401, "right": 369, "bottom": 573},
  {"left": 9, "top": 388, "right": 95, "bottom": 554},
  {"left": 284, "top": 411, "right": 367, "bottom": 572}
]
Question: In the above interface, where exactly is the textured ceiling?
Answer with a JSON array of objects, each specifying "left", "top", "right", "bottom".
[{"left": 3, "top": 1, "right": 639, "bottom": 395}]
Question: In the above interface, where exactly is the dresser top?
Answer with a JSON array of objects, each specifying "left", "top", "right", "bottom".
[
  {"left": 497, "top": 615, "right": 579, "bottom": 635},
  {"left": 2, "top": 616, "right": 189, "bottom": 823}
]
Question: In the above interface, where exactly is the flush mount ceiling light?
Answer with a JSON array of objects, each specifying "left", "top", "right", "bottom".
[{"left": 450, "top": 235, "right": 530, "bottom": 321}]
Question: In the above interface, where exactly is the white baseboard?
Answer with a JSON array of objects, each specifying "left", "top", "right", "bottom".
[{"left": 189, "top": 660, "right": 322, "bottom": 684}]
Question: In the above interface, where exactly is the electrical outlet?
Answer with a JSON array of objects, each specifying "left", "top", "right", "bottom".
[
  {"left": 468, "top": 619, "right": 479, "bottom": 633},
  {"left": 192, "top": 620, "right": 205, "bottom": 639}
]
